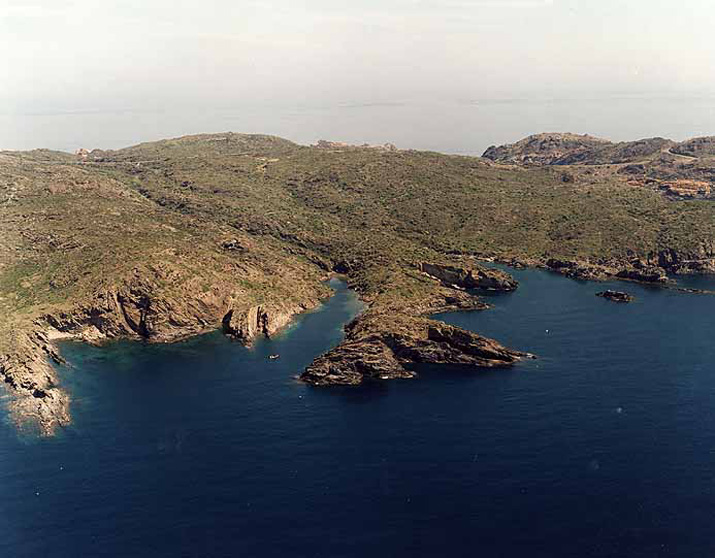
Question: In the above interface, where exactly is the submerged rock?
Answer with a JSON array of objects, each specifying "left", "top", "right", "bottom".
[{"left": 596, "top": 290, "right": 634, "bottom": 303}]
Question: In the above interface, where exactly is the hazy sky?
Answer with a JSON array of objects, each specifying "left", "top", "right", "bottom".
[{"left": 3, "top": 0, "right": 715, "bottom": 152}]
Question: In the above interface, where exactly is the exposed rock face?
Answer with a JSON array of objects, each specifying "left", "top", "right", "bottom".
[
  {"left": 545, "top": 258, "right": 610, "bottom": 281},
  {"left": 2, "top": 267, "right": 324, "bottom": 434},
  {"left": 419, "top": 262, "right": 518, "bottom": 291},
  {"left": 301, "top": 313, "right": 530, "bottom": 386},
  {"left": 482, "top": 133, "right": 715, "bottom": 201},
  {"left": 0, "top": 331, "right": 70, "bottom": 436},
  {"left": 222, "top": 303, "right": 307, "bottom": 344},
  {"left": 221, "top": 239, "right": 245, "bottom": 252},
  {"left": 545, "top": 257, "right": 673, "bottom": 283},
  {"left": 596, "top": 290, "right": 634, "bottom": 303},
  {"left": 41, "top": 269, "right": 321, "bottom": 348},
  {"left": 670, "top": 136, "right": 715, "bottom": 158},
  {"left": 659, "top": 179, "right": 711, "bottom": 199},
  {"left": 654, "top": 246, "right": 715, "bottom": 274},
  {"left": 43, "top": 282, "right": 225, "bottom": 344},
  {"left": 615, "top": 262, "right": 667, "bottom": 283}
]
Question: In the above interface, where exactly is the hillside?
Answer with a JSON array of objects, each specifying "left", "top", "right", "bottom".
[
  {"left": 2, "top": 132, "right": 715, "bottom": 434},
  {"left": 483, "top": 132, "right": 715, "bottom": 201}
]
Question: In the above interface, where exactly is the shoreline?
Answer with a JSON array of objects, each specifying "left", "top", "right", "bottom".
[{"left": 4, "top": 254, "right": 714, "bottom": 436}]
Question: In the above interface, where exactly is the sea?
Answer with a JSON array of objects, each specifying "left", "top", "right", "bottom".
[
  {"left": 4, "top": 96, "right": 715, "bottom": 155},
  {"left": 2, "top": 271, "right": 715, "bottom": 557}
]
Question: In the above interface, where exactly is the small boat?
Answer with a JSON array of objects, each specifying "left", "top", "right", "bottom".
[{"left": 269, "top": 354, "right": 280, "bottom": 360}]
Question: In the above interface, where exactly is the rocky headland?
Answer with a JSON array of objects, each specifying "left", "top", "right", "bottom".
[
  {"left": 303, "top": 262, "right": 531, "bottom": 386},
  {"left": 302, "top": 313, "right": 531, "bottom": 385}
]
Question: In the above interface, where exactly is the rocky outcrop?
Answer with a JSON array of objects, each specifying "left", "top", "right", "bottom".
[
  {"left": 615, "top": 262, "right": 667, "bottom": 283},
  {"left": 301, "top": 313, "right": 531, "bottom": 386},
  {"left": 0, "top": 331, "right": 70, "bottom": 436},
  {"left": 41, "top": 268, "right": 322, "bottom": 347},
  {"left": 483, "top": 133, "right": 610, "bottom": 165},
  {"left": 545, "top": 257, "right": 673, "bottom": 283},
  {"left": 483, "top": 133, "right": 672, "bottom": 166},
  {"left": 419, "top": 262, "right": 518, "bottom": 291},
  {"left": 653, "top": 246, "right": 715, "bottom": 274},
  {"left": 314, "top": 140, "right": 398, "bottom": 152},
  {"left": 545, "top": 258, "right": 610, "bottom": 281},
  {"left": 670, "top": 136, "right": 715, "bottom": 158},
  {"left": 596, "top": 290, "right": 634, "bottom": 303},
  {"left": 222, "top": 303, "right": 307, "bottom": 344}
]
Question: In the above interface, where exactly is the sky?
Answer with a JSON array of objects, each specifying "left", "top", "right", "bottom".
[{"left": 2, "top": 0, "right": 715, "bottom": 152}]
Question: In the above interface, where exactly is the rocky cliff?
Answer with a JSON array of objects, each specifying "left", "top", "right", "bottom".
[{"left": 418, "top": 262, "right": 518, "bottom": 291}]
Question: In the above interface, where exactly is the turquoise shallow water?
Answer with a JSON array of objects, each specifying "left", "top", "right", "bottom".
[{"left": 2, "top": 273, "right": 715, "bottom": 557}]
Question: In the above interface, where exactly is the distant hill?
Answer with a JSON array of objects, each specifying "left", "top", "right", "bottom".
[
  {"left": 483, "top": 132, "right": 715, "bottom": 201},
  {"left": 483, "top": 133, "right": 674, "bottom": 165}
]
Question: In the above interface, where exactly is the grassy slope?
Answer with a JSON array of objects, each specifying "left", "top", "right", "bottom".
[
  {"left": 94, "top": 135, "right": 715, "bottom": 264},
  {"left": 4, "top": 132, "right": 715, "bottom": 336},
  {"left": 62, "top": 134, "right": 714, "bottom": 322},
  {"left": 2, "top": 133, "right": 715, "bottom": 432}
]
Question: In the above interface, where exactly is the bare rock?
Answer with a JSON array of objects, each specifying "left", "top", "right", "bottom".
[
  {"left": 419, "top": 262, "right": 518, "bottom": 291},
  {"left": 301, "top": 313, "right": 531, "bottom": 386},
  {"left": 222, "top": 303, "right": 305, "bottom": 344},
  {"left": 545, "top": 258, "right": 610, "bottom": 281},
  {"left": 596, "top": 290, "right": 634, "bottom": 303},
  {"left": 616, "top": 262, "right": 667, "bottom": 283}
]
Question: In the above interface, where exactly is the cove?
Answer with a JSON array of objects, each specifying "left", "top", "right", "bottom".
[{"left": 2, "top": 273, "right": 715, "bottom": 558}]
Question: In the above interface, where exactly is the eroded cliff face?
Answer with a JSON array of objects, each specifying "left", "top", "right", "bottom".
[
  {"left": 542, "top": 252, "right": 715, "bottom": 282},
  {"left": 0, "top": 331, "right": 70, "bottom": 436},
  {"left": 544, "top": 258, "right": 667, "bottom": 283},
  {"left": 222, "top": 302, "right": 310, "bottom": 344},
  {"left": 651, "top": 245, "right": 715, "bottom": 274},
  {"left": 44, "top": 277, "right": 232, "bottom": 345},
  {"left": 1, "top": 262, "right": 328, "bottom": 435},
  {"left": 418, "top": 262, "right": 518, "bottom": 291}
]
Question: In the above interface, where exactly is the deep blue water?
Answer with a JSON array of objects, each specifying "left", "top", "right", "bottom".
[{"left": 2, "top": 273, "right": 715, "bottom": 558}]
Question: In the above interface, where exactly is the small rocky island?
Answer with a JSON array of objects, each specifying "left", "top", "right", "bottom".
[{"left": 596, "top": 290, "right": 634, "bottom": 303}]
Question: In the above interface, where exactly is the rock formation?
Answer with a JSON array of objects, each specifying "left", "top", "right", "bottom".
[
  {"left": 301, "top": 313, "right": 531, "bottom": 386},
  {"left": 222, "top": 303, "right": 307, "bottom": 344},
  {"left": 596, "top": 290, "right": 634, "bottom": 303},
  {"left": 419, "top": 262, "right": 518, "bottom": 291},
  {"left": 615, "top": 262, "right": 667, "bottom": 283},
  {"left": 545, "top": 259, "right": 610, "bottom": 281}
]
